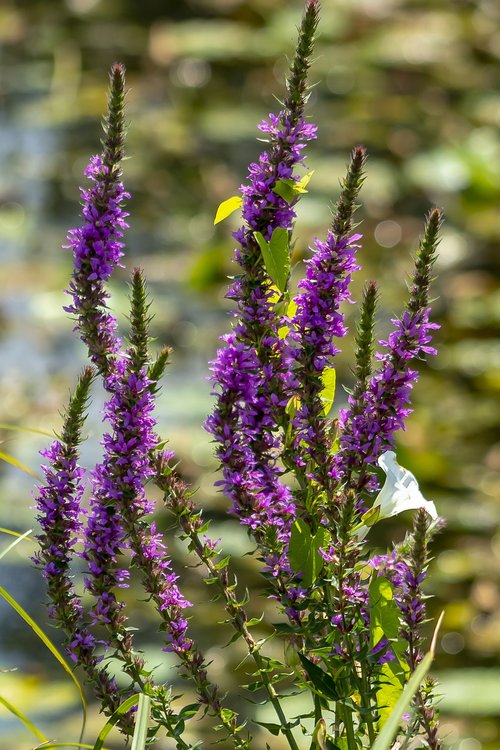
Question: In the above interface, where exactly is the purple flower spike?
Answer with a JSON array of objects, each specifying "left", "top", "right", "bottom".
[{"left": 64, "top": 154, "right": 129, "bottom": 372}]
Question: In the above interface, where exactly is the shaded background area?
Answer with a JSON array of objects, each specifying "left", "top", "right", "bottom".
[{"left": 0, "top": 0, "right": 499, "bottom": 747}]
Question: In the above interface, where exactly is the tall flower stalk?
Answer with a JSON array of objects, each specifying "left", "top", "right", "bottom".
[
  {"left": 33, "top": 368, "right": 135, "bottom": 734},
  {"left": 206, "top": 0, "right": 319, "bottom": 585},
  {"left": 336, "top": 208, "right": 442, "bottom": 493}
]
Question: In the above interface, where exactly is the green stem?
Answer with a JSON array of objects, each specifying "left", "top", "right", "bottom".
[
  {"left": 360, "top": 662, "right": 376, "bottom": 745},
  {"left": 342, "top": 703, "right": 357, "bottom": 750}
]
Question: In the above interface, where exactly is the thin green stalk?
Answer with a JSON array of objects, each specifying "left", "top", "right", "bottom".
[{"left": 360, "top": 662, "right": 376, "bottom": 745}]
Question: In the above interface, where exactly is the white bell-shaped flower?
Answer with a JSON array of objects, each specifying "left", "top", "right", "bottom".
[
  {"left": 375, "top": 450, "right": 438, "bottom": 521},
  {"left": 355, "top": 451, "right": 438, "bottom": 539}
]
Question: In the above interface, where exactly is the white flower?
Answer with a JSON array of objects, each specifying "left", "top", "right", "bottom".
[
  {"left": 375, "top": 450, "right": 438, "bottom": 521},
  {"left": 355, "top": 451, "right": 438, "bottom": 539}
]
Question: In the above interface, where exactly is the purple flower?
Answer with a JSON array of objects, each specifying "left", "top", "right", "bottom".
[
  {"left": 286, "top": 231, "right": 361, "bottom": 474},
  {"left": 335, "top": 307, "right": 439, "bottom": 490},
  {"left": 64, "top": 154, "right": 129, "bottom": 373}
]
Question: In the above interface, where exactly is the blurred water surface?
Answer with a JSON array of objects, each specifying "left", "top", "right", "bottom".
[{"left": 0, "top": 0, "right": 499, "bottom": 747}]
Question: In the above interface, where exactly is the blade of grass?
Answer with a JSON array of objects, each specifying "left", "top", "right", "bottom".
[
  {"left": 92, "top": 694, "right": 140, "bottom": 750},
  {"left": 371, "top": 612, "right": 444, "bottom": 750},
  {"left": 0, "top": 450, "right": 39, "bottom": 479},
  {"left": 131, "top": 693, "right": 151, "bottom": 750},
  {"left": 0, "top": 693, "right": 48, "bottom": 742},
  {"left": 34, "top": 743, "right": 112, "bottom": 750},
  {"left": 0, "top": 528, "right": 33, "bottom": 561},
  {"left": 0, "top": 585, "right": 87, "bottom": 724},
  {"left": 0, "top": 526, "right": 35, "bottom": 542},
  {"left": 0, "top": 423, "right": 54, "bottom": 437}
]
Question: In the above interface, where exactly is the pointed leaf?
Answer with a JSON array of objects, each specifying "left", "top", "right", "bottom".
[
  {"left": 0, "top": 526, "right": 35, "bottom": 541},
  {"left": 296, "top": 170, "right": 314, "bottom": 192},
  {"left": 0, "top": 423, "right": 54, "bottom": 437},
  {"left": 214, "top": 196, "right": 243, "bottom": 224},
  {"left": 254, "top": 721, "right": 281, "bottom": 736},
  {"left": 369, "top": 575, "right": 406, "bottom": 663},
  {"left": 34, "top": 744, "right": 112, "bottom": 749},
  {"left": 319, "top": 367, "right": 336, "bottom": 415},
  {"left": 289, "top": 519, "right": 328, "bottom": 587},
  {"left": 298, "top": 653, "right": 339, "bottom": 701},
  {"left": 254, "top": 228, "right": 290, "bottom": 293},
  {"left": 371, "top": 651, "right": 434, "bottom": 750}
]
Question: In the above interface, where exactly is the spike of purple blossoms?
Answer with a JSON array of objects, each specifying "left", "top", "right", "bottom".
[
  {"left": 207, "top": 114, "right": 317, "bottom": 573},
  {"left": 335, "top": 306, "right": 439, "bottom": 491},
  {"left": 32, "top": 370, "right": 130, "bottom": 729},
  {"left": 287, "top": 231, "right": 361, "bottom": 474},
  {"left": 207, "top": 3, "right": 320, "bottom": 588},
  {"left": 335, "top": 208, "right": 442, "bottom": 492},
  {"left": 64, "top": 154, "right": 129, "bottom": 373},
  {"left": 83, "top": 361, "right": 192, "bottom": 654}
]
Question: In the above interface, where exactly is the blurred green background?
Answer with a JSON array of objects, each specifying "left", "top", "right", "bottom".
[{"left": 0, "top": 0, "right": 499, "bottom": 747}]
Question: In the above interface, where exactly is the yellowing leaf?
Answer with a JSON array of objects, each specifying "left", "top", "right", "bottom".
[
  {"left": 213, "top": 196, "right": 243, "bottom": 225},
  {"left": 319, "top": 367, "right": 336, "bottom": 415},
  {"left": 296, "top": 170, "right": 315, "bottom": 193}
]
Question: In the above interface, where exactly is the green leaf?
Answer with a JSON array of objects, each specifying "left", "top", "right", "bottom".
[
  {"left": 131, "top": 693, "right": 151, "bottom": 750},
  {"left": 254, "top": 228, "right": 290, "bottom": 293},
  {"left": 369, "top": 576, "right": 406, "bottom": 663},
  {"left": 288, "top": 519, "right": 328, "bottom": 587},
  {"left": 296, "top": 170, "right": 314, "bottom": 192},
  {"left": 273, "top": 171, "right": 314, "bottom": 202},
  {"left": 369, "top": 575, "right": 408, "bottom": 725},
  {"left": 298, "top": 653, "right": 339, "bottom": 701},
  {"left": 0, "top": 693, "right": 48, "bottom": 742},
  {"left": 360, "top": 505, "right": 381, "bottom": 529},
  {"left": 0, "top": 585, "right": 87, "bottom": 725},
  {"left": 371, "top": 651, "right": 434, "bottom": 750},
  {"left": 285, "top": 396, "right": 300, "bottom": 420},
  {"left": 319, "top": 367, "right": 336, "bottom": 415},
  {"left": 254, "top": 720, "right": 282, "bottom": 736},
  {"left": 376, "top": 661, "right": 406, "bottom": 728},
  {"left": 0, "top": 528, "right": 33, "bottom": 561},
  {"left": 0, "top": 450, "right": 39, "bottom": 479},
  {"left": 92, "top": 695, "right": 140, "bottom": 750},
  {"left": 273, "top": 179, "right": 297, "bottom": 203},
  {"left": 214, "top": 196, "right": 243, "bottom": 224}
]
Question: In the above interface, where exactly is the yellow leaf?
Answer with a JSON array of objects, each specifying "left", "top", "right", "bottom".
[{"left": 213, "top": 196, "right": 243, "bottom": 225}]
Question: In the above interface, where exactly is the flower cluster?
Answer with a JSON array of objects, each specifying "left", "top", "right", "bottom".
[{"left": 64, "top": 153, "right": 128, "bottom": 369}]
